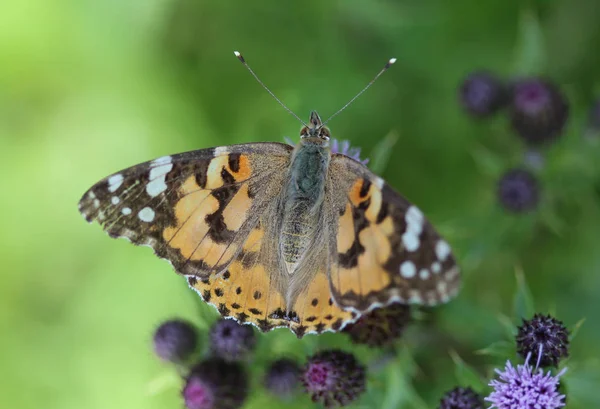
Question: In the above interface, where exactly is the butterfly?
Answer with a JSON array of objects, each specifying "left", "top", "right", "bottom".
[{"left": 78, "top": 53, "right": 460, "bottom": 337}]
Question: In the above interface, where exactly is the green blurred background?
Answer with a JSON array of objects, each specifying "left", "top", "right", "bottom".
[{"left": 1, "top": 0, "right": 600, "bottom": 408}]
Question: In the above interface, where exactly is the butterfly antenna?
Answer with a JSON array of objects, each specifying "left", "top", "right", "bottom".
[
  {"left": 234, "top": 51, "right": 308, "bottom": 127},
  {"left": 321, "top": 57, "right": 396, "bottom": 128}
]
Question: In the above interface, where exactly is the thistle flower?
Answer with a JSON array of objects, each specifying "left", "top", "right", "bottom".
[
  {"left": 209, "top": 319, "right": 256, "bottom": 362},
  {"left": 343, "top": 303, "right": 411, "bottom": 347},
  {"left": 509, "top": 78, "right": 569, "bottom": 145},
  {"left": 330, "top": 139, "right": 369, "bottom": 165},
  {"left": 183, "top": 358, "right": 248, "bottom": 409},
  {"left": 301, "top": 350, "right": 366, "bottom": 408},
  {"left": 264, "top": 358, "right": 301, "bottom": 399},
  {"left": 486, "top": 353, "right": 566, "bottom": 409},
  {"left": 497, "top": 168, "right": 540, "bottom": 213},
  {"left": 516, "top": 314, "right": 570, "bottom": 367},
  {"left": 459, "top": 71, "right": 507, "bottom": 117},
  {"left": 153, "top": 319, "right": 198, "bottom": 363},
  {"left": 439, "top": 386, "right": 484, "bottom": 409}
]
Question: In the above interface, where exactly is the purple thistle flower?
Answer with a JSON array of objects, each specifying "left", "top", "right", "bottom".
[
  {"left": 516, "top": 314, "right": 570, "bottom": 368},
  {"left": 301, "top": 350, "right": 366, "bottom": 408},
  {"left": 183, "top": 358, "right": 248, "bottom": 409},
  {"left": 330, "top": 139, "right": 369, "bottom": 165},
  {"left": 486, "top": 353, "right": 566, "bottom": 409},
  {"left": 459, "top": 71, "right": 507, "bottom": 117},
  {"left": 153, "top": 319, "right": 198, "bottom": 363},
  {"left": 439, "top": 386, "right": 484, "bottom": 409},
  {"left": 509, "top": 78, "right": 569, "bottom": 146},
  {"left": 209, "top": 319, "right": 256, "bottom": 362},
  {"left": 264, "top": 358, "right": 301, "bottom": 399},
  {"left": 497, "top": 168, "right": 540, "bottom": 213}
]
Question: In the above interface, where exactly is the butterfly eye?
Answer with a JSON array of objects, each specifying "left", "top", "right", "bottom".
[
  {"left": 300, "top": 126, "right": 309, "bottom": 137},
  {"left": 319, "top": 126, "right": 331, "bottom": 140}
]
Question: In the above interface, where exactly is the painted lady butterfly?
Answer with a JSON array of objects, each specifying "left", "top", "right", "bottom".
[{"left": 78, "top": 53, "right": 460, "bottom": 337}]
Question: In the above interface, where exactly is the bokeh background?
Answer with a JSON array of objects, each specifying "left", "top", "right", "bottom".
[{"left": 1, "top": 0, "right": 600, "bottom": 408}]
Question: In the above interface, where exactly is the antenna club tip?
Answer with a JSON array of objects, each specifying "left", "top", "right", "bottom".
[
  {"left": 233, "top": 51, "right": 245, "bottom": 63},
  {"left": 389, "top": 57, "right": 397, "bottom": 64}
]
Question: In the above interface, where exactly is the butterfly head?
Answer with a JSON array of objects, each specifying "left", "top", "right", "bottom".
[{"left": 300, "top": 111, "right": 331, "bottom": 142}]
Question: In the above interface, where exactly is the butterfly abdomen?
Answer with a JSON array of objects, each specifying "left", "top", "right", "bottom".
[{"left": 280, "top": 142, "right": 330, "bottom": 267}]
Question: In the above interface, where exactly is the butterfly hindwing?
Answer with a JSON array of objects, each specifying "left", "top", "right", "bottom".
[
  {"left": 187, "top": 201, "right": 356, "bottom": 337},
  {"left": 78, "top": 142, "right": 293, "bottom": 277},
  {"left": 326, "top": 154, "right": 460, "bottom": 312}
]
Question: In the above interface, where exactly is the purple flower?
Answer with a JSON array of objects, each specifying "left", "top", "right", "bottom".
[
  {"left": 264, "top": 358, "right": 301, "bottom": 399},
  {"left": 153, "top": 319, "right": 198, "bottom": 363},
  {"left": 209, "top": 319, "right": 256, "bottom": 362},
  {"left": 497, "top": 168, "right": 540, "bottom": 213},
  {"left": 459, "top": 71, "right": 507, "bottom": 117},
  {"left": 516, "top": 314, "right": 570, "bottom": 368},
  {"left": 301, "top": 350, "right": 366, "bottom": 407},
  {"left": 486, "top": 353, "right": 566, "bottom": 409},
  {"left": 509, "top": 78, "right": 569, "bottom": 146},
  {"left": 183, "top": 358, "right": 248, "bottom": 409},
  {"left": 330, "top": 139, "right": 369, "bottom": 165},
  {"left": 439, "top": 386, "right": 484, "bottom": 409}
]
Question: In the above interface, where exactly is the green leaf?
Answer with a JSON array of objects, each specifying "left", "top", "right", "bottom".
[
  {"left": 475, "top": 340, "right": 516, "bottom": 359},
  {"left": 449, "top": 350, "right": 486, "bottom": 392},
  {"left": 497, "top": 312, "right": 518, "bottom": 339},
  {"left": 569, "top": 318, "right": 586, "bottom": 342},
  {"left": 369, "top": 130, "right": 399, "bottom": 174},
  {"left": 470, "top": 144, "right": 504, "bottom": 176},
  {"left": 513, "top": 266, "right": 535, "bottom": 321},
  {"left": 513, "top": 8, "right": 546, "bottom": 75}
]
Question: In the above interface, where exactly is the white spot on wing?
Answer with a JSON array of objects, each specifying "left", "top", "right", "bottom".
[
  {"left": 400, "top": 261, "right": 416, "bottom": 278},
  {"left": 93, "top": 199, "right": 100, "bottom": 208},
  {"left": 146, "top": 156, "right": 173, "bottom": 197},
  {"left": 122, "top": 207, "right": 132, "bottom": 215},
  {"left": 108, "top": 174, "right": 124, "bottom": 192},
  {"left": 435, "top": 240, "right": 451, "bottom": 261},
  {"left": 402, "top": 232, "right": 420, "bottom": 252},
  {"left": 431, "top": 262, "right": 441, "bottom": 274},
  {"left": 111, "top": 196, "right": 120, "bottom": 205},
  {"left": 214, "top": 146, "right": 229, "bottom": 156},
  {"left": 374, "top": 176, "right": 384, "bottom": 189},
  {"left": 138, "top": 207, "right": 155, "bottom": 222},
  {"left": 402, "top": 206, "right": 424, "bottom": 252},
  {"left": 152, "top": 156, "right": 172, "bottom": 166},
  {"left": 419, "top": 269, "right": 430, "bottom": 280}
]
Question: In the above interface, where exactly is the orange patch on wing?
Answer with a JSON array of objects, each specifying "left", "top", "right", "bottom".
[
  {"left": 191, "top": 257, "right": 288, "bottom": 331},
  {"left": 206, "top": 156, "right": 229, "bottom": 189},
  {"left": 222, "top": 184, "right": 252, "bottom": 231},
  {"left": 163, "top": 176, "right": 219, "bottom": 259},
  {"left": 365, "top": 186, "right": 382, "bottom": 222},
  {"left": 336, "top": 203, "right": 355, "bottom": 254},
  {"left": 292, "top": 268, "right": 354, "bottom": 334},
  {"left": 331, "top": 220, "right": 393, "bottom": 301},
  {"left": 348, "top": 179, "right": 367, "bottom": 206},
  {"left": 231, "top": 154, "right": 252, "bottom": 180},
  {"left": 243, "top": 227, "right": 264, "bottom": 252}
]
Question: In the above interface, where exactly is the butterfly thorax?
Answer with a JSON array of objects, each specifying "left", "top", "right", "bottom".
[{"left": 280, "top": 137, "right": 330, "bottom": 272}]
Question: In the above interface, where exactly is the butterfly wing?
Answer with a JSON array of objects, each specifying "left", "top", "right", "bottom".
[
  {"left": 326, "top": 154, "right": 460, "bottom": 312},
  {"left": 187, "top": 197, "right": 355, "bottom": 337},
  {"left": 78, "top": 142, "right": 293, "bottom": 277}
]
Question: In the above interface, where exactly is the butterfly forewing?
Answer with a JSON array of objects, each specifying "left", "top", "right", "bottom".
[
  {"left": 326, "top": 154, "right": 460, "bottom": 312},
  {"left": 78, "top": 142, "right": 293, "bottom": 277}
]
